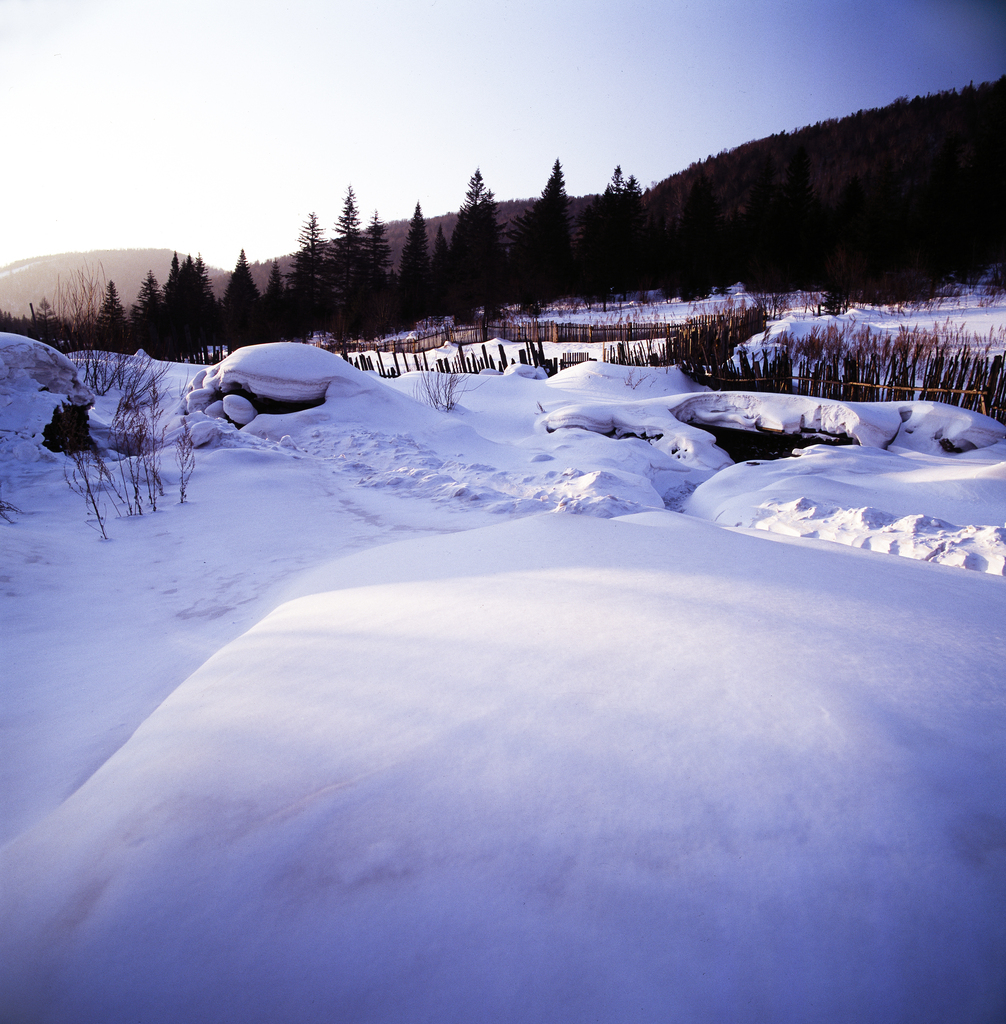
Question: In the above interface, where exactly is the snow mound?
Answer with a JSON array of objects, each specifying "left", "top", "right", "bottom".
[
  {"left": 540, "top": 397, "right": 732, "bottom": 471},
  {"left": 891, "top": 401, "right": 1006, "bottom": 454},
  {"left": 201, "top": 342, "right": 368, "bottom": 403},
  {"left": 3, "top": 514, "right": 1004, "bottom": 1023},
  {"left": 667, "top": 391, "right": 901, "bottom": 448},
  {"left": 0, "top": 333, "right": 93, "bottom": 453},
  {"left": 748, "top": 497, "right": 1006, "bottom": 574},
  {"left": 0, "top": 334, "right": 92, "bottom": 407},
  {"left": 504, "top": 362, "right": 548, "bottom": 379},
  {"left": 685, "top": 441, "right": 1006, "bottom": 573}
]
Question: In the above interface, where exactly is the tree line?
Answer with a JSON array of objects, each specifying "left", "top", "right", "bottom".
[{"left": 7, "top": 77, "right": 1003, "bottom": 359}]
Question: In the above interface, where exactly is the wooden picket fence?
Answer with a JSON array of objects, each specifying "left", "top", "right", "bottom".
[
  {"left": 679, "top": 347, "right": 1006, "bottom": 424},
  {"left": 332, "top": 308, "right": 766, "bottom": 363},
  {"left": 344, "top": 339, "right": 561, "bottom": 378}
]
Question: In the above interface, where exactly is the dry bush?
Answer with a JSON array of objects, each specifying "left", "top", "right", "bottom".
[
  {"left": 413, "top": 370, "right": 471, "bottom": 412},
  {"left": 54, "top": 261, "right": 105, "bottom": 357},
  {"left": 0, "top": 482, "right": 23, "bottom": 523},
  {"left": 64, "top": 448, "right": 114, "bottom": 540},
  {"left": 108, "top": 374, "right": 166, "bottom": 516},
  {"left": 771, "top": 321, "right": 1004, "bottom": 365},
  {"left": 175, "top": 420, "right": 195, "bottom": 503}
]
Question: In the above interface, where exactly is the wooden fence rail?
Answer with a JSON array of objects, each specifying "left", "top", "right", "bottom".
[
  {"left": 679, "top": 348, "right": 1006, "bottom": 425},
  {"left": 328, "top": 308, "right": 767, "bottom": 362}
]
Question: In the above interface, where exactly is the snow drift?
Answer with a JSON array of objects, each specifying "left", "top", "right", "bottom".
[{"left": 2, "top": 513, "right": 1004, "bottom": 1024}]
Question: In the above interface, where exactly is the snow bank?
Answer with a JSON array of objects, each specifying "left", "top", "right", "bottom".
[
  {"left": 200, "top": 342, "right": 367, "bottom": 404},
  {"left": 0, "top": 333, "right": 92, "bottom": 456},
  {"left": 685, "top": 441, "right": 1006, "bottom": 573},
  {"left": 0, "top": 333, "right": 92, "bottom": 406},
  {"left": 540, "top": 396, "right": 732, "bottom": 471},
  {"left": 745, "top": 497, "right": 1006, "bottom": 574},
  {"left": 2, "top": 513, "right": 1004, "bottom": 1024},
  {"left": 667, "top": 390, "right": 901, "bottom": 448}
]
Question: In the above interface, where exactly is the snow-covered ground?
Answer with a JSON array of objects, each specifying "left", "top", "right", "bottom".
[{"left": 2, "top": 293, "right": 1006, "bottom": 1023}]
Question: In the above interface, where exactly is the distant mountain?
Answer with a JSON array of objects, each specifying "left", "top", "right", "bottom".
[
  {"left": 7, "top": 80, "right": 997, "bottom": 321},
  {"left": 0, "top": 249, "right": 229, "bottom": 319},
  {"left": 1, "top": 195, "right": 600, "bottom": 318}
]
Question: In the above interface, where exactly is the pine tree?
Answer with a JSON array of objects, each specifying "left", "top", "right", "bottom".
[
  {"left": 290, "top": 213, "right": 329, "bottom": 337},
  {"left": 679, "top": 174, "right": 722, "bottom": 299},
  {"left": 429, "top": 225, "right": 451, "bottom": 317},
  {"left": 363, "top": 211, "right": 392, "bottom": 292},
  {"left": 510, "top": 159, "right": 573, "bottom": 313},
  {"left": 223, "top": 249, "right": 260, "bottom": 350},
  {"left": 398, "top": 202, "right": 430, "bottom": 325},
  {"left": 97, "top": 280, "right": 128, "bottom": 351},
  {"left": 449, "top": 168, "right": 505, "bottom": 333},
  {"left": 329, "top": 186, "right": 364, "bottom": 315},
  {"left": 130, "top": 271, "right": 164, "bottom": 354}
]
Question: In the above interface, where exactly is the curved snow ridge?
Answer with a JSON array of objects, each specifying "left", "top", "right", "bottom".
[
  {"left": 542, "top": 389, "right": 1005, "bottom": 460},
  {"left": 747, "top": 497, "right": 1006, "bottom": 575},
  {"left": 201, "top": 342, "right": 370, "bottom": 404},
  {"left": 667, "top": 391, "right": 900, "bottom": 448},
  {"left": 539, "top": 397, "right": 732, "bottom": 470},
  {"left": 0, "top": 333, "right": 93, "bottom": 407}
]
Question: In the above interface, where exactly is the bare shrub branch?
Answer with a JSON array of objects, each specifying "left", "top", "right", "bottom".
[
  {"left": 64, "top": 448, "right": 115, "bottom": 540},
  {"left": 412, "top": 371, "right": 472, "bottom": 412},
  {"left": 175, "top": 420, "right": 195, "bottom": 503},
  {"left": 0, "top": 482, "right": 23, "bottom": 523}
]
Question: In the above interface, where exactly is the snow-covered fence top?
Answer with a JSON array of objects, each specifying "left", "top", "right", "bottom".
[{"left": 326, "top": 308, "right": 768, "bottom": 362}]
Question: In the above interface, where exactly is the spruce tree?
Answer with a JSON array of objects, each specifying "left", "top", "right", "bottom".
[
  {"left": 679, "top": 174, "right": 722, "bottom": 299},
  {"left": 34, "top": 297, "right": 59, "bottom": 345},
  {"left": 449, "top": 168, "right": 505, "bottom": 333},
  {"left": 260, "top": 260, "right": 288, "bottom": 341},
  {"left": 429, "top": 225, "right": 451, "bottom": 317},
  {"left": 743, "top": 157, "right": 779, "bottom": 269},
  {"left": 329, "top": 186, "right": 364, "bottom": 318},
  {"left": 290, "top": 213, "right": 329, "bottom": 338},
  {"left": 130, "top": 271, "right": 163, "bottom": 353},
  {"left": 223, "top": 249, "right": 260, "bottom": 350},
  {"left": 510, "top": 159, "right": 573, "bottom": 312},
  {"left": 398, "top": 202, "right": 430, "bottom": 325},
  {"left": 363, "top": 211, "right": 392, "bottom": 292},
  {"left": 163, "top": 254, "right": 219, "bottom": 358},
  {"left": 575, "top": 166, "right": 645, "bottom": 307},
  {"left": 779, "top": 147, "right": 821, "bottom": 284},
  {"left": 97, "top": 280, "right": 128, "bottom": 351}
]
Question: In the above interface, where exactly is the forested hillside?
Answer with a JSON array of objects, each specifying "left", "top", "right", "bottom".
[
  {"left": 3, "top": 78, "right": 1002, "bottom": 358},
  {"left": 642, "top": 78, "right": 1006, "bottom": 300}
]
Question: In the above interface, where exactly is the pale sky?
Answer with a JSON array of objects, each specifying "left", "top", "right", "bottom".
[{"left": 1, "top": 0, "right": 1004, "bottom": 271}]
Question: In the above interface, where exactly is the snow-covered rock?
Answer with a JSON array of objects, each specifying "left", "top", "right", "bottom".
[
  {"left": 0, "top": 333, "right": 94, "bottom": 450},
  {"left": 540, "top": 397, "right": 733, "bottom": 471},
  {"left": 504, "top": 362, "right": 548, "bottom": 379},
  {"left": 201, "top": 342, "right": 366, "bottom": 403},
  {"left": 184, "top": 386, "right": 217, "bottom": 415},
  {"left": 222, "top": 393, "right": 257, "bottom": 426},
  {"left": 890, "top": 401, "right": 1006, "bottom": 454},
  {"left": 667, "top": 391, "right": 901, "bottom": 448},
  {"left": 0, "top": 333, "right": 92, "bottom": 407}
]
